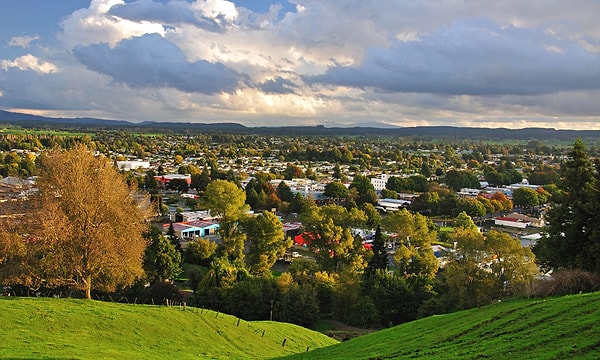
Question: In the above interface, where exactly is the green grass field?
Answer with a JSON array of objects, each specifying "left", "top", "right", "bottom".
[
  {"left": 281, "top": 292, "right": 600, "bottom": 360},
  {"left": 0, "top": 297, "right": 337, "bottom": 359},
  {"left": 2, "top": 293, "right": 599, "bottom": 359}
]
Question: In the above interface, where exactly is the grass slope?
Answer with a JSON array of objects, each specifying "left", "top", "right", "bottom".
[
  {"left": 0, "top": 297, "right": 337, "bottom": 359},
  {"left": 281, "top": 292, "right": 600, "bottom": 360}
]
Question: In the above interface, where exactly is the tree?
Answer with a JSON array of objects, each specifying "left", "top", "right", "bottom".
[
  {"left": 453, "top": 211, "right": 478, "bottom": 231},
  {"left": 512, "top": 187, "right": 539, "bottom": 209},
  {"left": 365, "top": 225, "right": 388, "bottom": 274},
  {"left": 535, "top": 139, "right": 600, "bottom": 273},
  {"left": 245, "top": 211, "right": 291, "bottom": 276},
  {"left": 185, "top": 238, "right": 217, "bottom": 266},
  {"left": 200, "top": 180, "right": 250, "bottom": 263},
  {"left": 381, "top": 209, "right": 439, "bottom": 282},
  {"left": 444, "top": 229, "right": 537, "bottom": 309},
  {"left": 191, "top": 171, "right": 210, "bottom": 194},
  {"left": 300, "top": 204, "right": 367, "bottom": 273},
  {"left": 276, "top": 181, "right": 294, "bottom": 203},
  {"left": 323, "top": 181, "right": 349, "bottom": 200},
  {"left": 360, "top": 202, "right": 381, "bottom": 229},
  {"left": 27, "top": 146, "right": 150, "bottom": 299},
  {"left": 444, "top": 170, "right": 480, "bottom": 191},
  {"left": 143, "top": 225, "right": 183, "bottom": 283},
  {"left": 167, "top": 178, "right": 189, "bottom": 193},
  {"left": 349, "top": 174, "right": 375, "bottom": 195}
]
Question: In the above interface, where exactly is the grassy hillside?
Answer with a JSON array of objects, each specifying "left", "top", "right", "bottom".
[
  {"left": 281, "top": 292, "right": 600, "bottom": 360},
  {"left": 0, "top": 297, "right": 337, "bottom": 359}
]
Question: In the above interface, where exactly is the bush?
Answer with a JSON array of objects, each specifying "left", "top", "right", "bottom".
[
  {"left": 143, "top": 281, "right": 183, "bottom": 304},
  {"left": 528, "top": 269, "right": 600, "bottom": 297}
]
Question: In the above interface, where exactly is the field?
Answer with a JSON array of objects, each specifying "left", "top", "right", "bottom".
[
  {"left": 2, "top": 292, "right": 599, "bottom": 359},
  {"left": 0, "top": 297, "right": 337, "bottom": 359},
  {"left": 281, "top": 292, "right": 600, "bottom": 360}
]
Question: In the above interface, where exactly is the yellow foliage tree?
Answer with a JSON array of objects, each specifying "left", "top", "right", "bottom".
[{"left": 30, "top": 146, "right": 150, "bottom": 299}]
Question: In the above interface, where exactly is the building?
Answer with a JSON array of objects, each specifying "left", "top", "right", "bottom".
[
  {"left": 154, "top": 174, "right": 192, "bottom": 186},
  {"left": 376, "top": 198, "right": 412, "bottom": 212},
  {"left": 116, "top": 160, "right": 151, "bottom": 170},
  {"left": 370, "top": 174, "right": 400, "bottom": 191},
  {"left": 175, "top": 210, "right": 213, "bottom": 223},
  {"left": 494, "top": 216, "right": 530, "bottom": 229},
  {"left": 166, "top": 219, "right": 220, "bottom": 239}
]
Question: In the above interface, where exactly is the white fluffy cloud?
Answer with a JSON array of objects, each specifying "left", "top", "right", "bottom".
[
  {"left": 1, "top": 54, "right": 58, "bottom": 74},
  {"left": 1, "top": 0, "right": 600, "bottom": 129}
]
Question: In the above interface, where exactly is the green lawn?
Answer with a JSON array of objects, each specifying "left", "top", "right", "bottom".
[
  {"left": 281, "top": 292, "right": 600, "bottom": 360},
  {"left": 0, "top": 297, "right": 337, "bottom": 359}
]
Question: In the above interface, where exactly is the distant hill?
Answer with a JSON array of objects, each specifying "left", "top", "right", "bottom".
[
  {"left": 281, "top": 291, "right": 600, "bottom": 360},
  {"left": 0, "top": 297, "right": 337, "bottom": 360},
  {"left": 2, "top": 109, "right": 600, "bottom": 140}
]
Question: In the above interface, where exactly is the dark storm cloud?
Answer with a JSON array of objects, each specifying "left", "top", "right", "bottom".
[
  {"left": 307, "top": 18, "right": 600, "bottom": 96},
  {"left": 72, "top": 33, "right": 249, "bottom": 94},
  {"left": 258, "top": 76, "right": 298, "bottom": 94}
]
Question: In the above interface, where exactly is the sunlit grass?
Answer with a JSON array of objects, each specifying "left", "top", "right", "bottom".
[
  {"left": 1, "top": 297, "right": 337, "bottom": 359},
  {"left": 281, "top": 292, "right": 600, "bottom": 360}
]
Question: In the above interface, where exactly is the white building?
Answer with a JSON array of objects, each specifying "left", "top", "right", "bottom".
[
  {"left": 370, "top": 174, "right": 403, "bottom": 191},
  {"left": 116, "top": 160, "right": 151, "bottom": 170}
]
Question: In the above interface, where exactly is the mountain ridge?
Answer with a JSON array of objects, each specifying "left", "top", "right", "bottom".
[{"left": 2, "top": 109, "right": 599, "bottom": 140}]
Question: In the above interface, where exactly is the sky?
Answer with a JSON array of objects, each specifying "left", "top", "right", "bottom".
[{"left": 1, "top": 1, "right": 600, "bottom": 130}]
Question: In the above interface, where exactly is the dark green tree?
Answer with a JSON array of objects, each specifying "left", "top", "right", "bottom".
[
  {"left": 167, "top": 178, "right": 189, "bottom": 193},
  {"left": 366, "top": 225, "right": 388, "bottom": 274},
  {"left": 444, "top": 170, "right": 480, "bottom": 191},
  {"left": 512, "top": 187, "right": 539, "bottom": 209},
  {"left": 535, "top": 139, "right": 600, "bottom": 273},
  {"left": 191, "top": 171, "right": 210, "bottom": 194},
  {"left": 276, "top": 181, "right": 294, "bottom": 203},
  {"left": 143, "top": 226, "right": 183, "bottom": 283},
  {"left": 324, "top": 181, "right": 349, "bottom": 200}
]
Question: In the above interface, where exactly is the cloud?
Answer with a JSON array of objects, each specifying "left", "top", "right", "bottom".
[
  {"left": 306, "top": 18, "right": 600, "bottom": 96},
  {"left": 8, "top": 35, "right": 40, "bottom": 48},
  {"left": 108, "top": 0, "right": 226, "bottom": 33},
  {"left": 1, "top": 54, "right": 58, "bottom": 74},
  {"left": 59, "top": 0, "right": 165, "bottom": 47},
  {"left": 72, "top": 33, "right": 249, "bottom": 94},
  {"left": 258, "top": 76, "right": 298, "bottom": 94}
]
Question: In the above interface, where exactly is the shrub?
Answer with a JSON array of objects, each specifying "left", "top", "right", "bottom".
[{"left": 528, "top": 269, "right": 600, "bottom": 297}]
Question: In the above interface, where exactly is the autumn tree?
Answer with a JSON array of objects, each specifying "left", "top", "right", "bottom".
[
  {"left": 200, "top": 180, "right": 250, "bottom": 263},
  {"left": 245, "top": 211, "right": 291, "bottom": 276},
  {"left": 30, "top": 146, "right": 150, "bottom": 299}
]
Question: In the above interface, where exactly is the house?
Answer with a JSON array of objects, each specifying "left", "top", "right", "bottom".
[
  {"left": 166, "top": 219, "right": 220, "bottom": 239},
  {"left": 494, "top": 216, "right": 530, "bottom": 229},
  {"left": 502, "top": 212, "right": 545, "bottom": 228}
]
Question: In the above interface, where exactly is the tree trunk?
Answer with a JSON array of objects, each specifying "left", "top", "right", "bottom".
[{"left": 84, "top": 276, "right": 92, "bottom": 299}]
